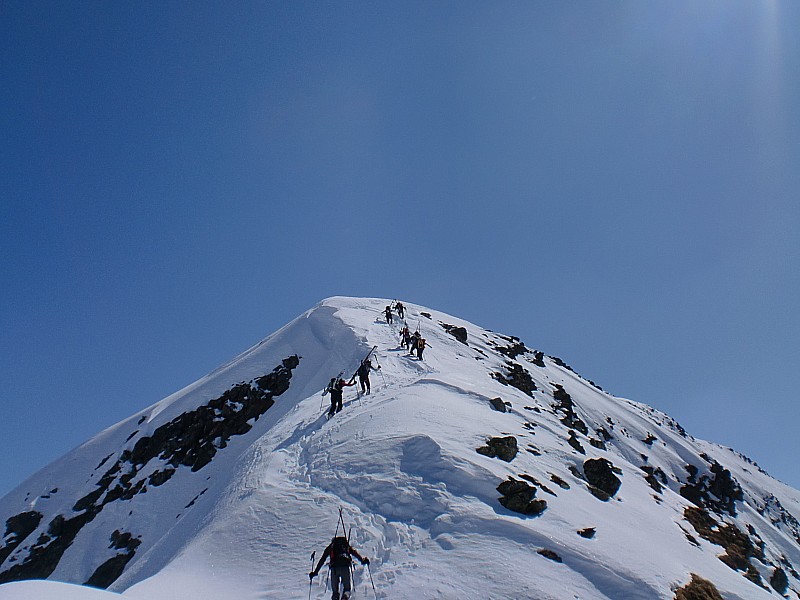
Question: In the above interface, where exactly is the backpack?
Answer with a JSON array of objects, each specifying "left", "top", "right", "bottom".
[
  {"left": 357, "top": 361, "right": 369, "bottom": 378},
  {"left": 330, "top": 536, "right": 351, "bottom": 566},
  {"left": 324, "top": 378, "right": 336, "bottom": 395},
  {"left": 417, "top": 337, "right": 425, "bottom": 349}
]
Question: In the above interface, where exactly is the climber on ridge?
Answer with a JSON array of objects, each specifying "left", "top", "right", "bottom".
[
  {"left": 309, "top": 535, "right": 369, "bottom": 600},
  {"left": 356, "top": 357, "right": 380, "bottom": 395},
  {"left": 323, "top": 375, "right": 355, "bottom": 417},
  {"left": 416, "top": 334, "right": 427, "bottom": 360},
  {"left": 400, "top": 325, "right": 412, "bottom": 351},
  {"left": 384, "top": 304, "right": 393, "bottom": 324},
  {"left": 408, "top": 331, "right": 420, "bottom": 357}
]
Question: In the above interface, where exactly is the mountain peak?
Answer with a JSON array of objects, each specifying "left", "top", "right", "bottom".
[{"left": 1, "top": 298, "right": 799, "bottom": 599}]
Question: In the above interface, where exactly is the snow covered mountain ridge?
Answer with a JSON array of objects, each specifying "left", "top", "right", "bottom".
[{"left": 0, "top": 296, "right": 798, "bottom": 600}]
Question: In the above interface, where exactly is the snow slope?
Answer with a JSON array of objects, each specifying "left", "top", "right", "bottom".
[{"left": 1, "top": 297, "right": 799, "bottom": 600}]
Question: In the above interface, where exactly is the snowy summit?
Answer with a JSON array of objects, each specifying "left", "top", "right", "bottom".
[{"left": 0, "top": 297, "right": 798, "bottom": 600}]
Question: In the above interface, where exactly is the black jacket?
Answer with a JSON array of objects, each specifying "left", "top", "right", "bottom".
[{"left": 312, "top": 538, "right": 366, "bottom": 574}]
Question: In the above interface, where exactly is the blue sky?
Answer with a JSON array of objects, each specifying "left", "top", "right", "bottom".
[{"left": 2, "top": 1, "right": 798, "bottom": 498}]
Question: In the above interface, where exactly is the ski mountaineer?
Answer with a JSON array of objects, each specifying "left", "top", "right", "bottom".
[
  {"left": 408, "top": 331, "right": 420, "bottom": 357},
  {"left": 309, "top": 536, "right": 369, "bottom": 600},
  {"left": 400, "top": 326, "right": 412, "bottom": 351},
  {"left": 395, "top": 301, "right": 405, "bottom": 319},
  {"left": 384, "top": 305, "right": 393, "bottom": 324},
  {"left": 416, "top": 335, "right": 427, "bottom": 360},
  {"left": 356, "top": 357, "right": 380, "bottom": 395},
  {"left": 324, "top": 376, "right": 356, "bottom": 417}
]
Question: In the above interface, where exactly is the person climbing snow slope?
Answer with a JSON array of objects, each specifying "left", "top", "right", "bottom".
[
  {"left": 400, "top": 326, "right": 412, "bottom": 351},
  {"left": 309, "top": 536, "right": 369, "bottom": 600},
  {"left": 323, "top": 376, "right": 355, "bottom": 417},
  {"left": 356, "top": 358, "right": 380, "bottom": 395},
  {"left": 416, "top": 335, "right": 427, "bottom": 360},
  {"left": 408, "top": 331, "right": 420, "bottom": 357}
]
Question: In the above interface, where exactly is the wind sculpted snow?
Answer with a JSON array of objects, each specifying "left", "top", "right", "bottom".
[{"left": 1, "top": 297, "right": 799, "bottom": 599}]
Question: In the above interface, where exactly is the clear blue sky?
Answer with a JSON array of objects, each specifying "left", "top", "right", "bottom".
[{"left": 2, "top": 1, "right": 798, "bottom": 498}]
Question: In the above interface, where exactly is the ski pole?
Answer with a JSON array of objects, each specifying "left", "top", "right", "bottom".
[
  {"left": 376, "top": 360, "right": 387, "bottom": 387},
  {"left": 347, "top": 525, "right": 355, "bottom": 589},
  {"left": 353, "top": 381, "right": 363, "bottom": 407},
  {"left": 309, "top": 551, "right": 316, "bottom": 600},
  {"left": 367, "top": 563, "right": 378, "bottom": 600}
]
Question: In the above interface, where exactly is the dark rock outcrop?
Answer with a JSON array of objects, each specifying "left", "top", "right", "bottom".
[
  {"left": 492, "top": 362, "right": 537, "bottom": 396},
  {"left": 548, "top": 355, "right": 575, "bottom": 372},
  {"left": 537, "top": 548, "right": 562, "bottom": 562},
  {"left": 184, "top": 488, "right": 208, "bottom": 509},
  {"left": 0, "top": 356, "right": 300, "bottom": 587},
  {"left": 770, "top": 566, "right": 788, "bottom": 595},
  {"left": 583, "top": 458, "right": 621, "bottom": 500},
  {"left": 477, "top": 436, "right": 518, "bottom": 462},
  {"left": 578, "top": 527, "right": 596, "bottom": 539},
  {"left": 84, "top": 531, "right": 141, "bottom": 589},
  {"left": 0, "top": 512, "right": 43, "bottom": 566},
  {"left": 758, "top": 494, "right": 800, "bottom": 547},
  {"left": 488, "top": 397, "right": 507, "bottom": 413},
  {"left": 588, "top": 437, "right": 606, "bottom": 450},
  {"left": 674, "top": 574, "right": 724, "bottom": 600},
  {"left": 0, "top": 511, "right": 95, "bottom": 583},
  {"left": 440, "top": 323, "right": 468, "bottom": 345},
  {"left": 490, "top": 336, "right": 528, "bottom": 359},
  {"left": 148, "top": 469, "right": 175, "bottom": 487},
  {"left": 596, "top": 427, "right": 612, "bottom": 442},
  {"left": 519, "top": 474, "right": 556, "bottom": 497},
  {"left": 641, "top": 465, "right": 668, "bottom": 494},
  {"left": 552, "top": 385, "right": 588, "bottom": 435},
  {"left": 680, "top": 459, "right": 743, "bottom": 516},
  {"left": 85, "top": 554, "right": 134, "bottom": 589},
  {"left": 567, "top": 431, "right": 586, "bottom": 455},
  {"left": 684, "top": 507, "right": 765, "bottom": 586},
  {"left": 126, "top": 355, "right": 299, "bottom": 475},
  {"left": 497, "top": 478, "right": 547, "bottom": 516},
  {"left": 95, "top": 454, "right": 113, "bottom": 471}
]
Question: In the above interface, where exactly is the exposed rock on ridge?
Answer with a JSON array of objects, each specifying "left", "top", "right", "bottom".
[{"left": 0, "top": 356, "right": 300, "bottom": 587}]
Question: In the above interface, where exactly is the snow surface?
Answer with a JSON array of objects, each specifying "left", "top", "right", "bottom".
[
  {"left": 0, "top": 580, "right": 124, "bottom": 599},
  {"left": 1, "top": 297, "right": 799, "bottom": 600}
]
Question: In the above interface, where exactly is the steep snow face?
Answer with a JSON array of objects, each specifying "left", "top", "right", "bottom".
[{"left": 1, "top": 297, "right": 799, "bottom": 600}]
